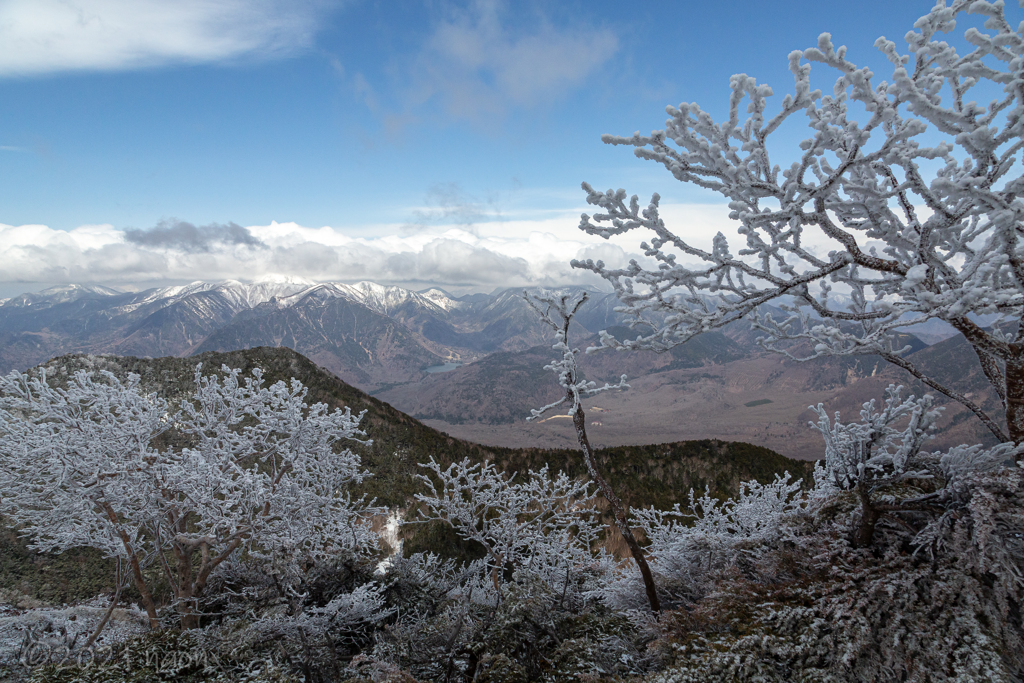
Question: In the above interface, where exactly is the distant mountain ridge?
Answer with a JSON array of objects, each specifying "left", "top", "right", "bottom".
[
  {"left": 0, "top": 278, "right": 623, "bottom": 385},
  {"left": 1, "top": 278, "right": 998, "bottom": 460}
]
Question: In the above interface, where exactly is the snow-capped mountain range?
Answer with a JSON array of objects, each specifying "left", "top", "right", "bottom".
[
  {"left": 0, "top": 277, "right": 614, "bottom": 388},
  {"left": 265, "top": 281, "right": 469, "bottom": 317},
  {"left": 1, "top": 277, "right": 962, "bottom": 388},
  {"left": 3, "top": 276, "right": 466, "bottom": 319},
  {"left": 1, "top": 277, "right": 994, "bottom": 459}
]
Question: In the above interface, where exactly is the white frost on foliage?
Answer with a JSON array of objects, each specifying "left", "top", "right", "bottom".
[
  {"left": 415, "top": 456, "right": 603, "bottom": 601},
  {"left": 0, "top": 598, "right": 149, "bottom": 667},
  {"left": 0, "top": 364, "right": 379, "bottom": 627},
  {"left": 810, "top": 384, "right": 940, "bottom": 493},
  {"left": 810, "top": 384, "right": 1022, "bottom": 497},
  {"left": 234, "top": 581, "right": 394, "bottom": 647},
  {"left": 634, "top": 474, "right": 804, "bottom": 554},
  {"left": 599, "top": 474, "right": 803, "bottom": 611},
  {"left": 572, "top": 0, "right": 1024, "bottom": 443}
]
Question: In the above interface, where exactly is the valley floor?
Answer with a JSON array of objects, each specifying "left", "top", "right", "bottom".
[{"left": 415, "top": 355, "right": 995, "bottom": 460}]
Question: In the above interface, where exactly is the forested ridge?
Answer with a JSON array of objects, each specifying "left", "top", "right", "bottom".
[{"left": 2, "top": 346, "right": 808, "bottom": 594}]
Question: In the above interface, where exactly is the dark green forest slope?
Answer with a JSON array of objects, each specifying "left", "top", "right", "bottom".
[{"left": 2, "top": 346, "right": 810, "bottom": 605}]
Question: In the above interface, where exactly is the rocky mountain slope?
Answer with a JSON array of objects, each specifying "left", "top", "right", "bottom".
[{"left": 0, "top": 279, "right": 615, "bottom": 384}]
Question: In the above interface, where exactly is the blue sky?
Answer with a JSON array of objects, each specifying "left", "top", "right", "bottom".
[{"left": 0, "top": 0, "right": 1008, "bottom": 297}]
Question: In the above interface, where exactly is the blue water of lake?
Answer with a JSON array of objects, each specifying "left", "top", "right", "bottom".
[{"left": 425, "top": 362, "right": 462, "bottom": 374}]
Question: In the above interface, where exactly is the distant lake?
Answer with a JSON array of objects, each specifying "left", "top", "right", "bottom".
[{"left": 425, "top": 362, "right": 462, "bottom": 374}]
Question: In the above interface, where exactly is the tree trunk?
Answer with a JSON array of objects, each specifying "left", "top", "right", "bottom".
[
  {"left": 99, "top": 500, "right": 160, "bottom": 629},
  {"left": 178, "top": 605, "right": 199, "bottom": 630},
  {"left": 526, "top": 291, "right": 660, "bottom": 612},
  {"left": 571, "top": 402, "right": 661, "bottom": 613},
  {"left": 175, "top": 546, "right": 200, "bottom": 630},
  {"left": 1006, "top": 343, "right": 1024, "bottom": 444},
  {"left": 852, "top": 485, "right": 880, "bottom": 548}
]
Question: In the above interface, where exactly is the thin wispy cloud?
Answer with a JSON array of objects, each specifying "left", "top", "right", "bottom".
[
  {"left": 0, "top": 0, "right": 337, "bottom": 76},
  {"left": 418, "top": 0, "right": 617, "bottom": 118},
  {"left": 402, "top": 182, "right": 502, "bottom": 236},
  {"left": 357, "top": 0, "right": 618, "bottom": 126}
]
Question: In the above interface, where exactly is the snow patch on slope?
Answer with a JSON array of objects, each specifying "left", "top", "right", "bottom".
[
  {"left": 7, "top": 277, "right": 456, "bottom": 322},
  {"left": 419, "top": 288, "right": 469, "bottom": 312},
  {"left": 273, "top": 281, "right": 450, "bottom": 317}
]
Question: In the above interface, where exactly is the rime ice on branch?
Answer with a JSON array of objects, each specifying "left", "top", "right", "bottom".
[
  {"left": 524, "top": 290, "right": 660, "bottom": 613},
  {"left": 810, "top": 384, "right": 1023, "bottom": 546},
  {"left": 415, "top": 456, "right": 601, "bottom": 600},
  {"left": 0, "top": 364, "right": 378, "bottom": 630},
  {"left": 574, "top": 1, "right": 1024, "bottom": 443}
]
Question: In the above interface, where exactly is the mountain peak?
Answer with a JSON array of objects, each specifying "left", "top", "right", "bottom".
[
  {"left": 44, "top": 283, "right": 122, "bottom": 296},
  {"left": 2, "top": 283, "right": 122, "bottom": 308},
  {"left": 253, "top": 273, "right": 317, "bottom": 286},
  {"left": 419, "top": 287, "right": 467, "bottom": 311}
]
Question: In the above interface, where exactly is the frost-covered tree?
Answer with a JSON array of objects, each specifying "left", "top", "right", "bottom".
[
  {"left": 0, "top": 365, "right": 377, "bottom": 630},
  {"left": 524, "top": 291, "right": 662, "bottom": 612},
  {"left": 811, "top": 383, "right": 1022, "bottom": 546},
  {"left": 415, "top": 456, "right": 602, "bottom": 600},
  {"left": 627, "top": 397, "right": 1024, "bottom": 681},
  {"left": 574, "top": 1, "right": 1024, "bottom": 443},
  {"left": 613, "top": 473, "right": 803, "bottom": 607}
]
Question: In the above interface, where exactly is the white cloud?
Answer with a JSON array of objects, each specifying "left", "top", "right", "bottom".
[
  {"left": 0, "top": 218, "right": 581, "bottom": 291},
  {"left": 405, "top": 0, "right": 618, "bottom": 121},
  {"left": 0, "top": 0, "right": 335, "bottom": 76},
  {"left": 0, "top": 202, "right": 751, "bottom": 295}
]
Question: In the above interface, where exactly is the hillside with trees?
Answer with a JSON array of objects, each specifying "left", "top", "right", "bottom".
[{"left": 0, "top": 347, "right": 807, "bottom": 679}]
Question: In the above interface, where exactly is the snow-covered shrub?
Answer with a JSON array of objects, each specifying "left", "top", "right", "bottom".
[
  {"left": 597, "top": 474, "right": 803, "bottom": 611},
  {"left": 646, "top": 527, "right": 1024, "bottom": 683},
  {"left": 630, "top": 388, "right": 1024, "bottom": 681},
  {"left": 0, "top": 364, "right": 380, "bottom": 630},
  {"left": 345, "top": 459, "right": 648, "bottom": 681},
  {"left": 810, "top": 384, "right": 1023, "bottom": 547},
  {"left": 188, "top": 551, "right": 398, "bottom": 681},
  {"left": 26, "top": 628, "right": 302, "bottom": 683},
  {"left": 384, "top": 551, "right": 465, "bottom": 603},
  {"left": 0, "top": 596, "right": 150, "bottom": 676},
  {"left": 414, "top": 456, "right": 603, "bottom": 602},
  {"left": 577, "top": 378, "right": 1024, "bottom": 681},
  {"left": 216, "top": 580, "right": 393, "bottom": 673},
  {"left": 367, "top": 569, "right": 648, "bottom": 683}
]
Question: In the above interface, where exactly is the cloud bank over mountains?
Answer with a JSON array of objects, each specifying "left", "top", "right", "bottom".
[
  {"left": 2, "top": 198, "right": 863, "bottom": 299},
  {"left": 0, "top": 202, "right": 804, "bottom": 297},
  {"left": 0, "top": 216, "right": 633, "bottom": 294}
]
